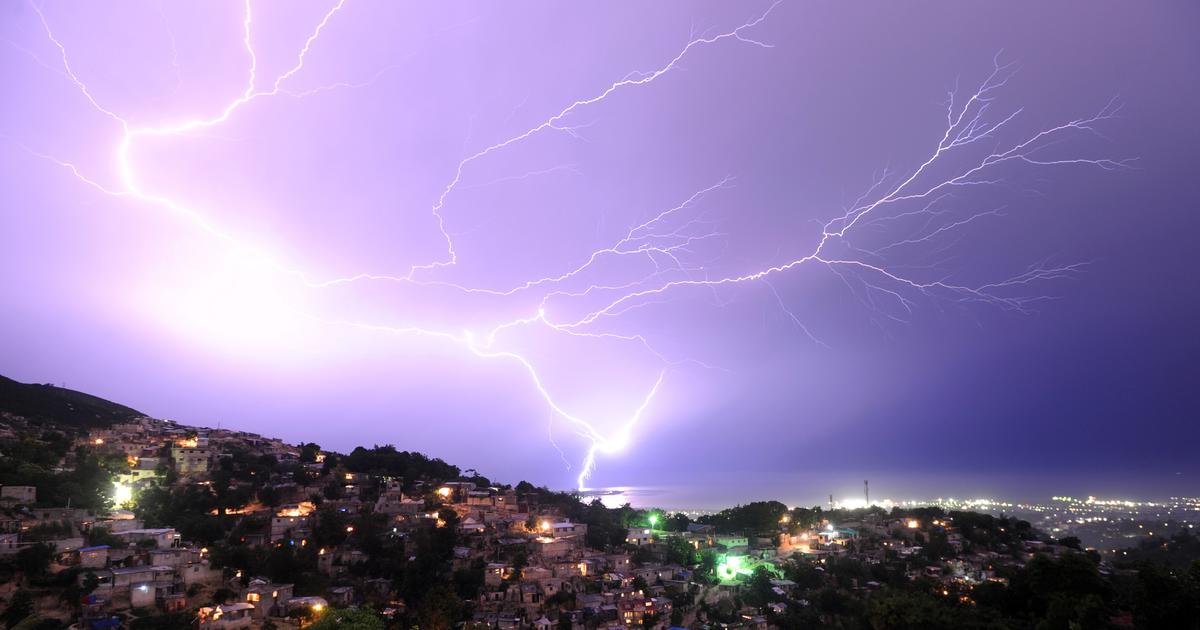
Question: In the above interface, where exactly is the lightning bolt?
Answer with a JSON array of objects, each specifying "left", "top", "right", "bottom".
[{"left": 8, "top": 4, "right": 1128, "bottom": 490}]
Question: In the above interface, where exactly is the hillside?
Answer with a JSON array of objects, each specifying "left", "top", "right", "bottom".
[{"left": 0, "top": 374, "right": 144, "bottom": 428}]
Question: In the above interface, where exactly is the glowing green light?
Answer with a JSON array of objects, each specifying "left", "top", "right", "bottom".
[
  {"left": 717, "top": 554, "right": 745, "bottom": 579},
  {"left": 648, "top": 514, "right": 658, "bottom": 527}
]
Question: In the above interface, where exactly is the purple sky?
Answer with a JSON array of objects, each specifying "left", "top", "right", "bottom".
[{"left": 3, "top": 1, "right": 1198, "bottom": 507}]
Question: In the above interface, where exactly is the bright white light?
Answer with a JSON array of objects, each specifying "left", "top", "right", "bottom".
[{"left": 113, "top": 482, "right": 133, "bottom": 505}]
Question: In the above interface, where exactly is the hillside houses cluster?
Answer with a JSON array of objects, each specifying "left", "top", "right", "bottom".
[{"left": 0, "top": 413, "right": 1075, "bottom": 629}]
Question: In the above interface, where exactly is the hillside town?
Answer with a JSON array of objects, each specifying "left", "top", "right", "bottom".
[{"left": 2, "top": 405, "right": 1199, "bottom": 629}]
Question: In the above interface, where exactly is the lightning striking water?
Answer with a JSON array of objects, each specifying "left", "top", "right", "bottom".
[{"left": 8, "top": 3, "right": 1127, "bottom": 489}]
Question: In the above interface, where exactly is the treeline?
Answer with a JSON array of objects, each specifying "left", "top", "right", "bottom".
[{"left": 340, "top": 445, "right": 460, "bottom": 487}]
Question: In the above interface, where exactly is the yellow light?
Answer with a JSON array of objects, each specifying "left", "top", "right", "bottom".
[
  {"left": 345, "top": 526, "right": 354, "bottom": 533},
  {"left": 312, "top": 604, "right": 324, "bottom": 612},
  {"left": 907, "top": 519, "right": 920, "bottom": 529},
  {"left": 437, "top": 487, "right": 452, "bottom": 498},
  {"left": 94, "top": 438, "right": 105, "bottom": 445},
  {"left": 540, "top": 520, "right": 551, "bottom": 532}
]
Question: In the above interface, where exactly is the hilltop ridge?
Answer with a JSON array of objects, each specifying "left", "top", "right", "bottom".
[{"left": 0, "top": 374, "right": 145, "bottom": 429}]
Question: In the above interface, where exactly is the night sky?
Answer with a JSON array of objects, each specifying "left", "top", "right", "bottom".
[{"left": 2, "top": 1, "right": 1197, "bottom": 507}]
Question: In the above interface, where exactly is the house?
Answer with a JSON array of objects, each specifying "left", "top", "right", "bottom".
[
  {"left": 286, "top": 596, "right": 328, "bottom": 614},
  {"left": 0, "top": 533, "right": 20, "bottom": 556},
  {"left": 114, "top": 528, "right": 176, "bottom": 549},
  {"left": 459, "top": 518, "right": 487, "bottom": 534},
  {"left": 533, "top": 537, "right": 573, "bottom": 558},
  {"left": 78, "top": 545, "right": 110, "bottom": 568},
  {"left": 171, "top": 446, "right": 211, "bottom": 475},
  {"left": 617, "top": 594, "right": 651, "bottom": 626},
  {"left": 148, "top": 547, "right": 202, "bottom": 567},
  {"left": 28, "top": 507, "right": 90, "bottom": 523},
  {"left": 626, "top": 528, "right": 654, "bottom": 546},
  {"left": 714, "top": 535, "right": 749, "bottom": 550},
  {"left": 243, "top": 579, "right": 294, "bottom": 619},
  {"left": 485, "top": 563, "right": 514, "bottom": 586},
  {"left": 198, "top": 603, "right": 255, "bottom": 629},
  {"left": 328, "top": 586, "right": 354, "bottom": 607},
  {"left": 107, "top": 565, "right": 176, "bottom": 590},
  {"left": 270, "top": 515, "right": 312, "bottom": 542},
  {"left": 374, "top": 491, "right": 410, "bottom": 515},
  {"left": 544, "top": 521, "right": 588, "bottom": 539},
  {"left": 86, "top": 564, "right": 179, "bottom": 607},
  {"left": 180, "top": 561, "right": 222, "bottom": 586}
]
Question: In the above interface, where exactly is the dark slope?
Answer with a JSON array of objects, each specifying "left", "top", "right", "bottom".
[{"left": 0, "top": 374, "right": 144, "bottom": 428}]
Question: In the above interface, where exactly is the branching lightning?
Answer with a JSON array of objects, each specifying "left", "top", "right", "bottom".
[{"left": 9, "top": 2, "right": 1128, "bottom": 489}]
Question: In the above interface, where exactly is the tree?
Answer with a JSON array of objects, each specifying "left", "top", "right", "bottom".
[
  {"left": 510, "top": 550, "right": 528, "bottom": 581},
  {"left": 1056, "top": 536, "right": 1083, "bottom": 551},
  {"left": 418, "top": 584, "right": 463, "bottom": 630},
  {"left": 697, "top": 501, "right": 788, "bottom": 535},
  {"left": 258, "top": 485, "right": 282, "bottom": 508},
  {"left": 85, "top": 526, "right": 123, "bottom": 549},
  {"left": 664, "top": 535, "right": 697, "bottom": 566},
  {"left": 1131, "top": 562, "right": 1198, "bottom": 629},
  {"left": 664, "top": 512, "right": 692, "bottom": 532},
  {"left": 307, "top": 607, "right": 384, "bottom": 630},
  {"left": 866, "top": 590, "right": 959, "bottom": 630},
  {"left": 16, "top": 543, "right": 53, "bottom": 580},
  {"left": 299, "top": 443, "right": 321, "bottom": 463},
  {"left": 742, "top": 566, "right": 777, "bottom": 609},
  {"left": 212, "top": 587, "right": 236, "bottom": 605},
  {"left": 2, "top": 590, "right": 34, "bottom": 628}
]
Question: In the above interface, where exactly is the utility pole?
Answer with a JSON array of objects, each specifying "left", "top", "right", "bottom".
[{"left": 864, "top": 480, "right": 870, "bottom": 506}]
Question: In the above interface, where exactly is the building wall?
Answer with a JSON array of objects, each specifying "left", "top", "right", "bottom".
[{"left": 0, "top": 486, "right": 37, "bottom": 504}]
